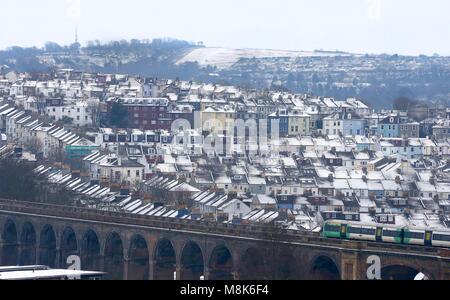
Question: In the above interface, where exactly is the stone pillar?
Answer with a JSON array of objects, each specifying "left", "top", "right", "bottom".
[
  {"left": 148, "top": 260, "right": 155, "bottom": 280},
  {"left": 36, "top": 247, "right": 42, "bottom": 265},
  {"left": 55, "top": 248, "right": 62, "bottom": 269},
  {"left": 16, "top": 244, "right": 25, "bottom": 265},
  {"left": 203, "top": 267, "right": 210, "bottom": 281},
  {"left": 232, "top": 254, "right": 240, "bottom": 281},
  {"left": 175, "top": 264, "right": 182, "bottom": 281},
  {"left": 123, "top": 258, "right": 130, "bottom": 280},
  {"left": 440, "top": 259, "right": 450, "bottom": 280},
  {"left": 34, "top": 240, "right": 40, "bottom": 266},
  {"left": 98, "top": 255, "right": 105, "bottom": 273},
  {"left": 0, "top": 241, "right": 4, "bottom": 266},
  {"left": 340, "top": 251, "right": 359, "bottom": 280},
  {"left": 233, "top": 271, "right": 240, "bottom": 281}
]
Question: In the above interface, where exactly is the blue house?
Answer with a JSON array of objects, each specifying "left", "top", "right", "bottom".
[
  {"left": 342, "top": 112, "right": 366, "bottom": 136},
  {"left": 276, "top": 194, "right": 296, "bottom": 210},
  {"left": 268, "top": 110, "right": 289, "bottom": 137},
  {"left": 377, "top": 115, "right": 401, "bottom": 138},
  {"left": 368, "top": 182, "right": 384, "bottom": 199}
]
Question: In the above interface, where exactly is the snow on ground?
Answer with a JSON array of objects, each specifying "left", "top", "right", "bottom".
[{"left": 177, "top": 47, "right": 353, "bottom": 69}]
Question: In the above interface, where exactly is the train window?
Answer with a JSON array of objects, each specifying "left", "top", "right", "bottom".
[
  {"left": 404, "top": 232, "right": 425, "bottom": 239},
  {"left": 325, "top": 224, "right": 340, "bottom": 232},
  {"left": 361, "top": 228, "right": 376, "bottom": 235},
  {"left": 348, "top": 227, "right": 362, "bottom": 234},
  {"left": 433, "top": 234, "right": 450, "bottom": 242},
  {"left": 347, "top": 227, "right": 376, "bottom": 235},
  {"left": 383, "top": 230, "right": 401, "bottom": 237}
]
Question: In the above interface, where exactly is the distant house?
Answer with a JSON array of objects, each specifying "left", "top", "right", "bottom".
[
  {"left": 251, "top": 194, "right": 278, "bottom": 210},
  {"left": 367, "top": 181, "right": 384, "bottom": 199},
  {"left": 219, "top": 199, "right": 251, "bottom": 221},
  {"left": 323, "top": 111, "right": 365, "bottom": 137},
  {"left": 0, "top": 133, "right": 6, "bottom": 147},
  {"left": 377, "top": 115, "right": 401, "bottom": 138},
  {"left": 399, "top": 122, "right": 420, "bottom": 139},
  {"left": 435, "top": 182, "right": 450, "bottom": 200},
  {"left": 276, "top": 194, "right": 297, "bottom": 210},
  {"left": 247, "top": 176, "right": 267, "bottom": 195},
  {"left": 99, "top": 156, "right": 145, "bottom": 186},
  {"left": 433, "top": 120, "right": 450, "bottom": 140},
  {"left": 414, "top": 181, "right": 437, "bottom": 199},
  {"left": 381, "top": 180, "right": 403, "bottom": 198}
]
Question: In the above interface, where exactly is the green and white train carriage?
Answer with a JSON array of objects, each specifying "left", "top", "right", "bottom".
[{"left": 322, "top": 220, "right": 450, "bottom": 248}]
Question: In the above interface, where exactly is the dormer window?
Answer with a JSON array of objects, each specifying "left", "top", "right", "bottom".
[{"left": 390, "top": 117, "right": 394, "bottom": 123}]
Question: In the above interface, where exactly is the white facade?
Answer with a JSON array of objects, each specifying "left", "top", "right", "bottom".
[
  {"left": 323, "top": 115, "right": 343, "bottom": 136},
  {"left": 46, "top": 102, "right": 92, "bottom": 127}
]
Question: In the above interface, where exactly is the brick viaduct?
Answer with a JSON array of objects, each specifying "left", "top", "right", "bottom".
[{"left": 0, "top": 199, "right": 449, "bottom": 280}]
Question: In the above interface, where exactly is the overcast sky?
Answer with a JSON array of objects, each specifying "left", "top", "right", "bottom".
[{"left": 1, "top": 0, "right": 449, "bottom": 55}]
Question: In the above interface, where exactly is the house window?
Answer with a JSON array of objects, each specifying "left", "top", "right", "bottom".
[
  {"left": 237, "top": 203, "right": 241, "bottom": 209},
  {"left": 136, "top": 170, "right": 140, "bottom": 177},
  {"left": 127, "top": 170, "right": 131, "bottom": 177}
]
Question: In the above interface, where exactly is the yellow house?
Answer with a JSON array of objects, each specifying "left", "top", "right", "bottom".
[
  {"left": 202, "top": 106, "right": 236, "bottom": 134},
  {"left": 288, "top": 109, "right": 311, "bottom": 136}
]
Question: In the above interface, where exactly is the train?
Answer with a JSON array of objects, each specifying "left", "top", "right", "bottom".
[{"left": 322, "top": 220, "right": 450, "bottom": 248}]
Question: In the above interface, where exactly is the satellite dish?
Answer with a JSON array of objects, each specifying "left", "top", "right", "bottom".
[{"left": 414, "top": 272, "right": 429, "bottom": 281}]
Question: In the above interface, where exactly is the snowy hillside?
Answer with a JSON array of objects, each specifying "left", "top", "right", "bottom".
[{"left": 177, "top": 47, "right": 354, "bottom": 69}]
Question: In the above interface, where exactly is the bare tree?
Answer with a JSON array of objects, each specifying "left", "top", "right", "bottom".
[
  {"left": 24, "top": 137, "right": 43, "bottom": 155},
  {"left": 87, "top": 98, "right": 101, "bottom": 127}
]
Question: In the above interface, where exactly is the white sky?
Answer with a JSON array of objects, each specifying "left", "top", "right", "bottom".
[{"left": 1, "top": 0, "right": 449, "bottom": 55}]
